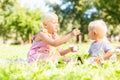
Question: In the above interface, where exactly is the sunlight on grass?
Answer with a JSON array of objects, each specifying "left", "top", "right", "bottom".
[
  {"left": 0, "top": 43, "right": 120, "bottom": 80},
  {"left": 0, "top": 44, "right": 31, "bottom": 59}
]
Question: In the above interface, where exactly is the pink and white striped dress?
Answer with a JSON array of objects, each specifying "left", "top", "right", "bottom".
[{"left": 27, "top": 36, "right": 50, "bottom": 63}]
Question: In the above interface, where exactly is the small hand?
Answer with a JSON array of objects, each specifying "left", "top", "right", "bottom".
[
  {"left": 116, "top": 46, "right": 120, "bottom": 49},
  {"left": 69, "top": 45, "right": 79, "bottom": 52},
  {"left": 72, "top": 29, "right": 80, "bottom": 36},
  {"left": 93, "top": 56, "right": 102, "bottom": 64}
]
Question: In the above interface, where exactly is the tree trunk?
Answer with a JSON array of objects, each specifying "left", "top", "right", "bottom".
[{"left": 29, "top": 34, "right": 32, "bottom": 44}]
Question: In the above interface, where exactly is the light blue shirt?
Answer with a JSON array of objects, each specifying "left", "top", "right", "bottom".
[{"left": 87, "top": 39, "right": 116, "bottom": 63}]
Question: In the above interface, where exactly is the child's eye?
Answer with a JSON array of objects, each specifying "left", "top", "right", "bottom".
[{"left": 53, "top": 22, "right": 58, "bottom": 24}]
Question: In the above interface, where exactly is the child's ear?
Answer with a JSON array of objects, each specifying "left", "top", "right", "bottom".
[
  {"left": 93, "top": 30, "right": 97, "bottom": 36},
  {"left": 43, "top": 22, "right": 48, "bottom": 29},
  {"left": 43, "top": 22, "right": 47, "bottom": 26}
]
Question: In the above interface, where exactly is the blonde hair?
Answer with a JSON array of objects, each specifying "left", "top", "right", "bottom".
[
  {"left": 88, "top": 20, "right": 107, "bottom": 36},
  {"left": 41, "top": 12, "right": 58, "bottom": 23},
  {"left": 40, "top": 12, "right": 58, "bottom": 29}
]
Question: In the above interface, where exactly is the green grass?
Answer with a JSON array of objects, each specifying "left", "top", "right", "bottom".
[
  {"left": 0, "top": 44, "right": 30, "bottom": 59},
  {"left": 0, "top": 43, "right": 120, "bottom": 80}
]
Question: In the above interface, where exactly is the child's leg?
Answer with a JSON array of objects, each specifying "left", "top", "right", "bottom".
[
  {"left": 29, "top": 53, "right": 60, "bottom": 63},
  {"left": 47, "top": 54, "right": 60, "bottom": 63},
  {"left": 85, "top": 57, "right": 95, "bottom": 64},
  {"left": 62, "top": 57, "right": 77, "bottom": 64},
  {"left": 37, "top": 53, "right": 49, "bottom": 62}
]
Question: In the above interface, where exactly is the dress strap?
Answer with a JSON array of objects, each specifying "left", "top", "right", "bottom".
[{"left": 32, "top": 35, "right": 37, "bottom": 40}]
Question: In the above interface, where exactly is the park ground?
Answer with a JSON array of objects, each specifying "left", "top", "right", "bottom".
[{"left": 0, "top": 43, "right": 120, "bottom": 80}]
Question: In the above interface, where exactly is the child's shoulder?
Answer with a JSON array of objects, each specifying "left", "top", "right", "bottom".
[
  {"left": 91, "top": 39, "right": 110, "bottom": 45},
  {"left": 40, "top": 29, "right": 48, "bottom": 33},
  {"left": 91, "top": 40, "right": 96, "bottom": 45},
  {"left": 38, "top": 30, "right": 48, "bottom": 36},
  {"left": 102, "top": 39, "right": 111, "bottom": 44},
  {"left": 33, "top": 31, "right": 46, "bottom": 41}
]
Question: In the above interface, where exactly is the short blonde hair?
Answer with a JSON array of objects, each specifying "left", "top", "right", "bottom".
[
  {"left": 41, "top": 12, "right": 58, "bottom": 23},
  {"left": 88, "top": 20, "right": 107, "bottom": 36}
]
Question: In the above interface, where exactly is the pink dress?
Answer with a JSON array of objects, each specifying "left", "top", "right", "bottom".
[{"left": 27, "top": 36, "right": 50, "bottom": 63}]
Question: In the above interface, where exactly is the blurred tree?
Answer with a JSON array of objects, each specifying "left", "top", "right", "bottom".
[
  {"left": 1, "top": 0, "right": 120, "bottom": 44},
  {"left": 0, "top": 0, "right": 42, "bottom": 44},
  {"left": 10, "top": 7, "right": 42, "bottom": 44},
  {"left": 0, "top": 0, "right": 15, "bottom": 42},
  {"left": 93, "top": 0, "right": 120, "bottom": 36}
]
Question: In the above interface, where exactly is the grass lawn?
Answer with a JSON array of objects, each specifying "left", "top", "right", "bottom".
[
  {"left": 0, "top": 43, "right": 120, "bottom": 80},
  {"left": 0, "top": 43, "right": 90, "bottom": 60},
  {"left": 0, "top": 44, "right": 31, "bottom": 59}
]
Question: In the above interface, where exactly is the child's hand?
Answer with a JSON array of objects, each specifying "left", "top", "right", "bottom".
[
  {"left": 71, "top": 29, "right": 80, "bottom": 36},
  {"left": 93, "top": 56, "right": 102, "bottom": 64},
  {"left": 116, "top": 46, "right": 120, "bottom": 49},
  {"left": 69, "top": 45, "right": 79, "bottom": 52}
]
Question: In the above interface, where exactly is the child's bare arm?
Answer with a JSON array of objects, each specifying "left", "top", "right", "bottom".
[
  {"left": 36, "top": 29, "right": 80, "bottom": 47},
  {"left": 103, "top": 52, "right": 113, "bottom": 59},
  {"left": 94, "top": 52, "right": 113, "bottom": 64},
  {"left": 116, "top": 45, "right": 120, "bottom": 49},
  {"left": 57, "top": 46, "right": 78, "bottom": 56},
  {"left": 58, "top": 47, "right": 72, "bottom": 56}
]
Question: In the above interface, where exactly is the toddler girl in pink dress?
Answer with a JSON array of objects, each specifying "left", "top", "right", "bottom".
[{"left": 27, "top": 12, "right": 80, "bottom": 63}]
